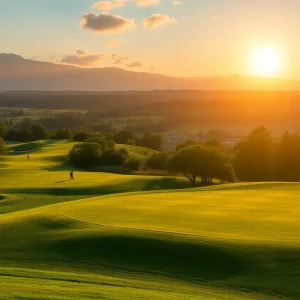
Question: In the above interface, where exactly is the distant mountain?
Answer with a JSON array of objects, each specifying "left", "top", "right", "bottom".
[{"left": 1, "top": 53, "right": 300, "bottom": 91}]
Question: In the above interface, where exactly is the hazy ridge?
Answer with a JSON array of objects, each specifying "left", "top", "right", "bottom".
[{"left": 1, "top": 53, "right": 300, "bottom": 91}]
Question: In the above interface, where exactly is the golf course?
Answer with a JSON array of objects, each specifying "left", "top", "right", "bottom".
[{"left": 1, "top": 140, "right": 300, "bottom": 300}]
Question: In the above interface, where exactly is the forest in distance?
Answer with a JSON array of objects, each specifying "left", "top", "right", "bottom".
[{"left": 1, "top": 90, "right": 300, "bottom": 136}]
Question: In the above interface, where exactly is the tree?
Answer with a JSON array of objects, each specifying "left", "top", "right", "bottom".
[
  {"left": 99, "top": 148, "right": 128, "bottom": 166},
  {"left": 168, "top": 144, "right": 228, "bottom": 185},
  {"left": 69, "top": 142, "right": 102, "bottom": 168},
  {"left": 0, "top": 137, "right": 6, "bottom": 154},
  {"left": 31, "top": 124, "right": 48, "bottom": 140},
  {"left": 114, "top": 130, "right": 136, "bottom": 144},
  {"left": 6, "top": 129, "right": 33, "bottom": 142},
  {"left": 233, "top": 126, "right": 274, "bottom": 181},
  {"left": 176, "top": 139, "right": 197, "bottom": 151},
  {"left": 212, "top": 162, "right": 236, "bottom": 183},
  {"left": 84, "top": 136, "right": 108, "bottom": 150},
  {"left": 147, "top": 152, "right": 169, "bottom": 170},
  {"left": 52, "top": 128, "right": 72, "bottom": 139},
  {"left": 139, "top": 133, "right": 162, "bottom": 151},
  {"left": 73, "top": 132, "right": 90, "bottom": 142},
  {"left": 275, "top": 132, "right": 300, "bottom": 180},
  {"left": 124, "top": 157, "right": 145, "bottom": 171},
  {"left": 0, "top": 121, "right": 7, "bottom": 138}
]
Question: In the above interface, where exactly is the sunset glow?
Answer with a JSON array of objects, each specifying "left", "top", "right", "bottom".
[{"left": 249, "top": 46, "right": 282, "bottom": 77}]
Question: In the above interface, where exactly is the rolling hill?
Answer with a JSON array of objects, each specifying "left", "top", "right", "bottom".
[
  {"left": 1, "top": 140, "right": 300, "bottom": 299},
  {"left": 1, "top": 53, "right": 300, "bottom": 91}
]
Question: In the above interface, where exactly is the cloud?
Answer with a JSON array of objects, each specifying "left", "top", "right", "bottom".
[
  {"left": 143, "top": 14, "right": 177, "bottom": 29},
  {"left": 127, "top": 61, "right": 143, "bottom": 68},
  {"left": 61, "top": 51, "right": 104, "bottom": 67},
  {"left": 111, "top": 53, "right": 129, "bottom": 64},
  {"left": 80, "top": 12, "right": 135, "bottom": 33},
  {"left": 172, "top": 0, "right": 181, "bottom": 5},
  {"left": 106, "top": 38, "right": 122, "bottom": 47},
  {"left": 135, "top": 0, "right": 160, "bottom": 6},
  {"left": 213, "top": 16, "right": 220, "bottom": 20},
  {"left": 92, "top": 0, "right": 124, "bottom": 11},
  {"left": 76, "top": 50, "right": 87, "bottom": 56}
]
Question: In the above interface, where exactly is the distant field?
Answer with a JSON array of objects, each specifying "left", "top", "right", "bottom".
[{"left": 1, "top": 140, "right": 300, "bottom": 299}]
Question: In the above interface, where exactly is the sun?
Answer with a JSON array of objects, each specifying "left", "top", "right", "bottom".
[{"left": 249, "top": 46, "right": 282, "bottom": 77}]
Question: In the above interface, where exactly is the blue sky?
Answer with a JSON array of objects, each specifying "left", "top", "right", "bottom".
[{"left": 1, "top": 0, "right": 300, "bottom": 78}]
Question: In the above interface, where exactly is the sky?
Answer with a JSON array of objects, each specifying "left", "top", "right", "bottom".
[{"left": 1, "top": 0, "right": 300, "bottom": 78}]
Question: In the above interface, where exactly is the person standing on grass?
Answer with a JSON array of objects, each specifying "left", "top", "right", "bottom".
[
  {"left": 27, "top": 154, "right": 30, "bottom": 160},
  {"left": 70, "top": 171, "right": 74, "bottom": 180}
]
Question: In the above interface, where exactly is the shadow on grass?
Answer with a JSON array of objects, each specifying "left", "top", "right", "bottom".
[{"left": 48, "top": 233, "right": 248, "bottom": 282}]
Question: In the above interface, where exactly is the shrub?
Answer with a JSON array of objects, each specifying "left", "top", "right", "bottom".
[
  {"left": 52, "top": 128, "right": 72, "bottom": 139},
  {"left": 69, "top": 142, "right": 102, "bottom": 168},
  {"left": 99, "top": 148, "right": 128, "bottom": 166},
  {"left": 84, "top": 136, "right": 108, "bottom": 150},
  {"left": 0, "top": 137, "right": 6, "bottom": 154},
  {"left": 139, "top": 132, "right": 162, "bottom": 151},
  {"left": 6, "top": 129, "right": 33, "bottom": 142},
  {"left": 0, "top": 121, "right": 7, "bottom": 139},
  {"left": 73, "top": 132, "right": 90, "bottom": 142},
  {"left": 114, "top": 130, "right": 136, "bottom": 144},
  {"left": 31, "top": 124, "right": 48, "bottom": 140},
  {"left": 125, "top": 157, "right": 145, "bottom": 171},
  {"left": 147, "top": 152, "right": 169, "bottom": 170}
]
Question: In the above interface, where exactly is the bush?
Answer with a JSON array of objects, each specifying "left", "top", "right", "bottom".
[
  {"left": 31, "top": 124, "right": 48, "bottom": 140},
  {"left": 147, "top": 152, "right": 169, "bottom": 170},
  {"left": 52, "top": 128, "right": 72, "bottom": 139},
  {"left": 114, "top": 130, "right": 136, "bottom": 144},
  {"left": 0, "top": 137, "right": 6, "bottom": 154},
  {"left": 84, "top": 136, "right": 108, "bottom": 150},
  {"left": 0, "top": 122, "right": 7, "bottom": 139},
  {"left": 6, "top": 129, "right": 33, "bottom": 142},
  {"left": 139, "top": 132, "right": 162, "bottom": 151},
  {"left": 176, "top": 139, "right": 198, "bottom": 151},
  {"left": 107, "top": 139, "right": 116, "bottom": 149},
  {"left": 125, "top": 157, "right": 145, "bottom": 171},
  {"left": 69, "top": 142, "right": 102, "bottom": 168},
  {"left": 99, "top": 148, "right": 128, "bottom": 166},
  {"left": 73, "top": 132, "right": 90, "bottom": 142}
]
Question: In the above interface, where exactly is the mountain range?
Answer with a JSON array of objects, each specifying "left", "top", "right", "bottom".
[{"left": 1, "top": 53, "right": 300, "bottom": 91}]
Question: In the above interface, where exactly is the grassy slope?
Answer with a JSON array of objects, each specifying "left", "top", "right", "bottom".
[{"left": 1, "top": 140, "right": 300, "bottom": 299}]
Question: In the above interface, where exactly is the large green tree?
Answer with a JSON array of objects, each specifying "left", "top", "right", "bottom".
[
  {"left": 233, "top": 126, "right": 274, "bottom": 181},
  {"left": 69, "top": 142, "right": 102, "bottom": 168},
  {"left": 31, "top": 124, "right": 48, "bottom": 140},
  {"left": 168, "top": 144, "right": 231, "bottom": 185},
  {"left": 275, "top": 132, "right": 300, "bottom": 181}
]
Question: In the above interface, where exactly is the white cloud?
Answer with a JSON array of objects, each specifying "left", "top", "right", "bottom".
[
  {"left": 92, "top": 0, "right": 124, "bottom": 11},
  {"left": 80, "top": 12, "right": 136, "bottom": 33},
  {"left": 135, "top": 0, "right": 160, "bottom": 6},
  {"left": 143, "top": 14, "right": 177, "bottom": 29},
  {"left": 61, "top": 51, "right": 104, "bottom": 67}
]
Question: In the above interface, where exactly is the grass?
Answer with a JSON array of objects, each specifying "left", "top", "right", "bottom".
[{"left": 1, "top": 140, "right": 300, "bottom": 299}]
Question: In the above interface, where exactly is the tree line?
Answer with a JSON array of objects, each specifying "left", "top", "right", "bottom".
[{"left": 2, "top": 120, "right": 300, "bottom": 185}]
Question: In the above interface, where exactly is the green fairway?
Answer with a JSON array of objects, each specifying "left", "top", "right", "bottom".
[{"left": 1, "top": 140, "right": 300, "bottom": 299}]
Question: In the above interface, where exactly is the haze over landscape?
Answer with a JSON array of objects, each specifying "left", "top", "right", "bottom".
[
  {"left": 1, "top": 53, "right": 300, "bottom": 91},
  {"left": 2, "top": 1, "right": 300, "bottom": 300}
]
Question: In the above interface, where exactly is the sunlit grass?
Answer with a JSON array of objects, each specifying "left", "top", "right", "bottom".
[{"left": 1, "top": 140, "right": 300, "bottom": 299}]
